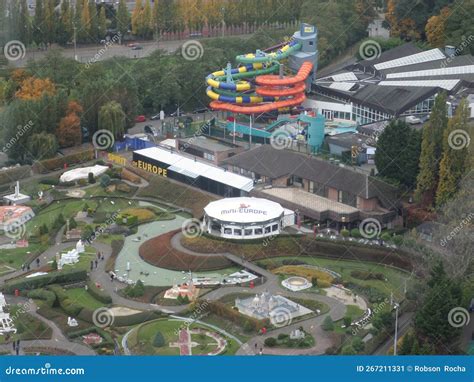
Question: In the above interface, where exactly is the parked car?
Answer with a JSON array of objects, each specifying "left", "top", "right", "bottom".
[
  {"left": 127, "top": 43, "right": 137, "bottom": 47},
  {"left": 144, "top": 125, "right": 158, "bottom": 137},
  {"left": 193, "top": 107, "right": 209, "bottom": 114},
  {"left": 405, "top": 115, "right": 422, "bottom": 125},
  {"left": 135, "top": 115, "right": 146, "bottom": 123},
  {"left": 132, "top": 45, "right": 143, "bottom": 50}
]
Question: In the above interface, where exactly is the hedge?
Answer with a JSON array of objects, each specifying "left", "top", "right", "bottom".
[
  {"left": 86, "top": 281, "right": 113, "bottom": 304},
  {"left": 2, "top": 269, "right": 88, "bottom": 294},
  {"left": 32, "top": 149, "right": 95, "bottom": 173},
  {"left": 0, "top": 165, "right": 31, "bottom": 185},
  {"left": 47, "top": 285, "right": 83, "bottom": 316},
  {"left": 27, "top": 289, "right": 56, "bottom": 308}
]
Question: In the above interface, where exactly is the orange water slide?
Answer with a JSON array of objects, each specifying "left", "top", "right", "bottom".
[{"left": 210, "top": 62, "right": 313, "bottom": 114}]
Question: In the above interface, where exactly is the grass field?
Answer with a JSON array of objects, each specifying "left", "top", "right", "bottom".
[
  {"left": 63, "top": 288, "right": 106, "bottom": 310},
  {"left": 128, "top": 319, "right": 239, "bottom": 355},
  {"left": 0, "top": 243, "right": 48, "bottom": 273},
  {"left": 257, "top": 256, "right": 411, "bottom": 301}
]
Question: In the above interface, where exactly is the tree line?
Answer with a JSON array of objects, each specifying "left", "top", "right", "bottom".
[{"left": 0, "top": 0, "right": 303, "bottom": 46}]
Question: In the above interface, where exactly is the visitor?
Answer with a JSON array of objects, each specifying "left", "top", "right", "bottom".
[
  {"left": 26, "top": 264, "right": 30, "bottom": 271},
  {"left": 12, "top": 342, "right": 16, "bottom": 352},
  {"left": 94, "top": 259, "right": 98, "bottom": 269},
  {"left": 36, "top": 258, "right": 40, "bottom": 267},
  {"left": 90, "top": 261, "right": 94, "bottom": 271},
  {"left": 16, "top": 347, "right": 19, "bottom": 356},
  {"left": 110, "top": 274, "right": 114, "bottom": 282}
]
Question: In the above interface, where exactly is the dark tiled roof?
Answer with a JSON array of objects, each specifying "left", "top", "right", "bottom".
[
  {"left": 222, "top": 145, "right": 398, "bottom": 209},
  {"left": 354, "top": 43, "right": 423, "bottom": 69}
]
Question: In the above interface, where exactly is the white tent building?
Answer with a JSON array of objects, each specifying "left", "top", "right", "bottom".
[{"left": 203, "top": 197, "right": 294, "bottom": 239}]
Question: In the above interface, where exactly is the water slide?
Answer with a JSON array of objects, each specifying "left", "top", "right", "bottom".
[{"left": 206, "top": 39, "right": 313, "bottom": 115}]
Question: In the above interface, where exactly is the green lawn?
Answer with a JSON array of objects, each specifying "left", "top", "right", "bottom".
[
  {"left": 0, "top": 243, "right": 48, "bottom": 272},
  {"left": 10, "top": 305, "right": 52, "bottom": 341},
  {"left": 129, "top": 319, "right": 238, "bottom": 355},
  {"left": 258, "top": 256, "right": 411, "bottom": 302},
  {"left": 63, "top": 288, "right": 106, "bottom": 310}
]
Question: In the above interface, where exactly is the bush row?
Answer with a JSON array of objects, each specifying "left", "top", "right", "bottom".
[
  {"left": 32, "top": 149, "right": 95, "bottom": 173},
  {"left": 0, "top": 165, "right": 31, "bottom": 185},
  {"left": 47, "top": 285, "right": 82, "bottom": 316},
  {"left": 27, "top": 289, "right": 56, "bottom": 308},
  {"left": 2, "top": 269, "right": 88, "bottom": 294}
]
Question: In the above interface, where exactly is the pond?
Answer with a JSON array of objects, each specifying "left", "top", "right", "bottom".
[{"left": 114, "top": 212, "right": 238, "bottom": 286}]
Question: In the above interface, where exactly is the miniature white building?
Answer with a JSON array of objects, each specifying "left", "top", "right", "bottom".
[
  {"left": 3, "top": 181, "right": 31, "bottom": 205},
  {"left": 235, "top": 292, "right": 313, "bottom": 322},
  {"left": 58, "top": 240, "right": 85, "bottom": 268},
  {"left": 0, "top": 292, "right": 16, "bottom": 335}
]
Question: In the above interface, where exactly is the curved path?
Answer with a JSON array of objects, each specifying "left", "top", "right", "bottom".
[{"left": 2, "top": 220, "right": 348, "bottom": 356}]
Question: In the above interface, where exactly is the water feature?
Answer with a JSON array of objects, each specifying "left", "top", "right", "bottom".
[{"left": 114, "top": 212, "right": 238, "bottom": 286}]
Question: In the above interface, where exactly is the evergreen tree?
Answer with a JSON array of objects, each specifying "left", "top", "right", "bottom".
[
  {"left": 19, "top": 0, "right": 31, "bottom": 45},
  {"left": 57, "top": 0, "right": 74, "bottom": 45},
  {"left": 116, "top": 0, "right": 130, "bottom": 40},
  {"left": 374, "top": 119, "right": 421, "bottom": 187},
  {"left": 98, "top": 6, "right": 107, "bottom": 39},
  {"left": 415, "top": 93, "right": 448, "bottom": 207},
  {"left": 131, "top": 0, "right": 143, "bottom": 36},
  {"left": 89, "top": 0, "right": 99, "bottom": 41},
  {"left": 436, "top": 99, "right": 469, "bottom": 206},
  {"left": 78, "top": 0, "right": 91, "bottom": 42}
]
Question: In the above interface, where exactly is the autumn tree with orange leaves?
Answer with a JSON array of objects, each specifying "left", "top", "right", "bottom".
[
  {"left": 56, "top": 101, "right": 83, "bottom": 148},
  {"left": 15, "top": 77, "right": 56, "bottom": 101}
]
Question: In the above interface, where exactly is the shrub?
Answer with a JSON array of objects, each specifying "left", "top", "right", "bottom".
[
  {"left": 39, "top": 177, "right": 59, "bottom": 186},
  {"left": 350, "top": 228, "right": 362, "bottom": 238},
  {"left": 2, "top": 269, "right": 88, "bottom": 293},
  {"left": 343, "top": 316, "right": 352, "bottom": 327},
  {"left": 86, "top": 281, "right": 112, "bottom": 304},
  {"left": 77, "top": 179, "right": 88, "bottom": 187},
  {"left": 124, "top": 280, "right": 145, "bottom": 298},
  {"left": 100, "top": 174, "right": 111, "bottom": 188},
  {"left": 264, "top": 337, "right": 277, "bottom": 347},
  {"left": 277, "top": 333, "right": 289, "bottom": 340},
  {"left": 350, "top": 270, "right": 385, "bottom": 281},
  {"left": 58, "top": 181, "right": 76, "bottom": 187},
  {"left": 340, "top": 229, "right": 350, "bottom": 237},
  {"left": 381, "top": 232, "right": 391, "bottom": 242},
  {"left": 153, "top": 332, "right": 165, "bottom": 347},
  {"left": 69, "top": 217, "right": 78, "bottom": 229},
  {"left": 33, "top": 149, "right": 94, "bottom": 173},
  {"left": 27, "top": 289, "right": 56, "bottom": 308},
  {"left": 392, "top": 235, "right": 403, "bottom": 246},
  {"left": 322, "top": 315, "right": 334, "bottom": 331},
  {"left": 0, "top": 165, "right": 31, "bottom": 185},
  {"left": 88, "top": 172, "right": 95, "bottom": 184},
  {"left": 281, "top": 259, "right": 307, "bottom": 266}
]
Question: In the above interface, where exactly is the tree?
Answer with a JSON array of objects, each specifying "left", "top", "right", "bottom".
[
  {"left": 57, "top": 101, "right": 83, "bottom": 148},
  {"left": 98, "top": 6, "right": 107, "bottom": 38},
  {"left": 15, "top": 77, "right": 56, "bottom": 100},
  {"left": 131, "top": 0, "right": 143, "bottom": 36},
  {"left": 98, "top": 101, "right": 126, "bottom": 139},
  {"left": 117, "top": 0, "right": 130, "bottom": 39},
  {"left": 436, "top": 99, "right": 469, "bottom": 206},
  {"left": 321, "top": 315, "right": 334, "bottom": 331},
  {"left": 100, "top": 174, "right": 111, "bottom": 188},
  {"left": 44, "top": 0, "right": 56, "bottom": 44},
  {"left": 26, "top": 132, "right": 57, "bottom": 160},
  {"left": 18, "top": 0, "right": 31, "bottom": 45},
  {"left": 57, "top": 0, "right": 74, "bottom": 45},
  {"left": 88, "top": 172, "right": 96, "bottom": 184},
  {"left": 374, "top": 119, "right": 421, "bottom": 188},
  {"left": 415, "top": 93, "right": 448, "bottom": 207},
  {"left": 425, "top": 7, "right": 451, "bottom": 47},
  {"left": 33, "top": 0, "right": 46, "bottom": 45}
]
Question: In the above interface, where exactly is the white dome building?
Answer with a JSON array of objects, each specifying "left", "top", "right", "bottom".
[{"left": 203, "top": 197, "right": 294, "bottom": 240}]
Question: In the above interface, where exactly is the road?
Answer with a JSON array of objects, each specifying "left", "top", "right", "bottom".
[
  {"left": 373, "top": 312, "right": 414, "bottom": 355},
  {"left": 10, "top": 34, "right": 251, "bottom": 68}
]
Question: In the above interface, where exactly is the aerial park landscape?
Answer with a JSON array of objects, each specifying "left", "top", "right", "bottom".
[{"left": 0, "top": 0, "right": 472, "bottom": 380}]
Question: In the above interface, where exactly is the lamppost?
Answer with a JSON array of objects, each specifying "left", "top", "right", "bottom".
[{"left": 393, "top": 301, "right": 400, "bottom": 355}]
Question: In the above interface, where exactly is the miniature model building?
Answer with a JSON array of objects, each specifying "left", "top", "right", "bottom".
[
  {"left": 235, "top": 292, "right": 313, "bottom": 321},
  {"left": 164, "top": 272, "right": 200, "bottom": 300},
  {"left": 3, "top": 181, "right": 31, "bottom": 205}
]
